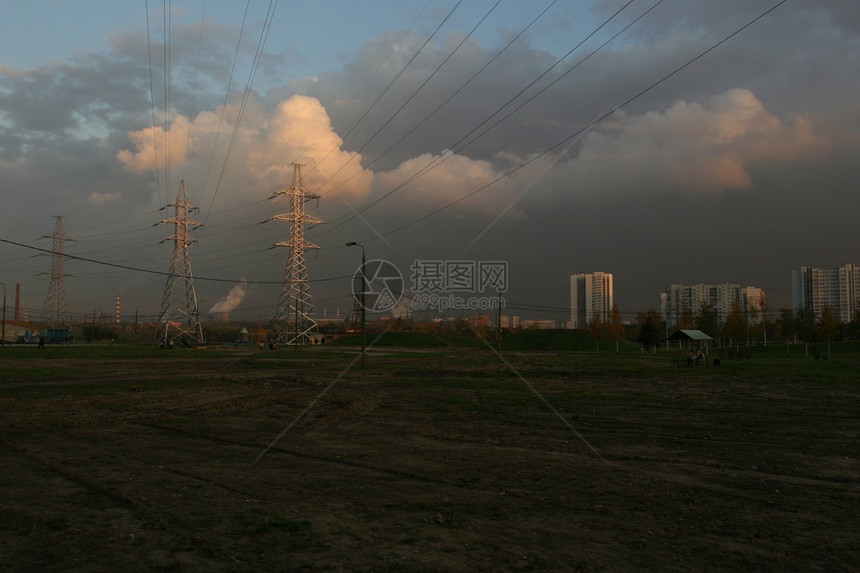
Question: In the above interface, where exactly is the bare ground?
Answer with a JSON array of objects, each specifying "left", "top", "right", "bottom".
[{"left": 0, "top": 348, "right": 857, "bottom": 571}]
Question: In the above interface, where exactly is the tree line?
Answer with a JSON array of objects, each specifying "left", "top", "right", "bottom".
[{"left": 632, "top": 302, "right": 860, "bottom": 349}]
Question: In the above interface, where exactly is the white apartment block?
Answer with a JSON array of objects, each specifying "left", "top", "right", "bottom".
[
  {"left": 661, "top": 283, "right": 766, "bottom": 326},
  {"left": 792, "top": 264, "right": 859, "bottom": 323},
  {"left": 570, "top": 272, "right": 613, "bottom": 329}
]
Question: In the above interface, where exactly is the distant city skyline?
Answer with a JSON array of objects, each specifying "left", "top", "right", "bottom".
[{"left": 660, "top": 282, "right": 765, "bottom": 327}]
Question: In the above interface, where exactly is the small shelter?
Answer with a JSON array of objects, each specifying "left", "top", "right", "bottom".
[
  {"left": 668, "top": 329, "right": 715, "bottom": 366},
  {"left": 667, "top": 329, "right": 713, "bottom": 348}
]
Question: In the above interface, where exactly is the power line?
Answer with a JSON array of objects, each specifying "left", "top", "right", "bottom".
[
  {"left": 216, "top": 0, "right": 466, "bottom": 236},
  {"left": 182, "top": 0, "right": 208, "bottom": 185},
  {"left": 203, "top": 0, "right": 280, "bottom": 222},
  {"left": 313, "top": 0, "right": 465, "bottom": 177},
  {"left": 310, "top": 0, "right": 636, "bottom": 238},
  {"left": 144, "top": 0, "right": 163, "bottom": 205},
  {"left": 186, "top": 0, "right": 207, "bottom": 122},
  {"left": 164, "top": 0, "right": 172, "bottom": 197},
  {"left": 0, "top": 237, "right": 349, "bottom": 285},
  {"left": 198, "top": 0, "right": 252, "bottom": 217},
  {"left": 314, "top": 0, "right": 561, "bottom": 222},
  {"left": 309, "top": 0, "right": 434, "bottom": 172},
  {"left": 348, "top": 0, "right": 788, "bottom": 246},
  {"left": 452, "top": 0, "right": 665, "bottom": 161},
  {"left": 308, "top": 0, "right": 496, "bottom": 196}
]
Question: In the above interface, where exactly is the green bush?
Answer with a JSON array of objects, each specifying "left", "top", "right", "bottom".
[{"left": 80, "top": 324, "right": 118, "bottom": 341}]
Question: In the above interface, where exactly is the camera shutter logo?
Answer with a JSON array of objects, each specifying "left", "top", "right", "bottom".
[{"left": 352, "top": 259, "right": 403, "bottom": 311}]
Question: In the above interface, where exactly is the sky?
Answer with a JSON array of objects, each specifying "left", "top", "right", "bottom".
[{"left": 1, "top": 0, "right": 859, "bottom": 326}]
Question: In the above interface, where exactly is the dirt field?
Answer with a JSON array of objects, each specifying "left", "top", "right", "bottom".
[{"left": 1, "top": 346, "right": 858, "bottom": 571}]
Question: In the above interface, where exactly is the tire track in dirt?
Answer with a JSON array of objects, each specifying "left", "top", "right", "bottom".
[
  {"left": 5, "top": 418, "right": 604, "bottom": 571},
  {"left": 1, "top": 438, "right": 249, "bottom": 565},
  {"left": 0, "top": 438, "right": 165, "bottom": 515},
  {"left": 138, "top": 420, "right": 479, "bottom": 488},
  {"left": 10, "top": 365, "right": 849, "bottom": 518}
]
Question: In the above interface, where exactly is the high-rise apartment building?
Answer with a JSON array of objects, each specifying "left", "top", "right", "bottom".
[
  {"left": 792, "top": 264, "right": 859, "bottom": 323},
  {"left": 570, "top": 272, "right": 613, "bottom": 329},
  {"left": 661, "top": 283, "right": 766, "bottom": 326}
]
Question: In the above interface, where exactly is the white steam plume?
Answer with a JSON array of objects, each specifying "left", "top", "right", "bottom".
[{"left": 209, "top": 279, "right": 248, "bottom": 313}]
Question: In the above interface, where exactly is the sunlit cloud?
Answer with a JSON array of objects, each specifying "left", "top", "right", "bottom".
[
  {"left": 117, "top": 94, "right": 374, "bottom": 201},
  {"left": 374, "top": 149, "right": 522, "bottom": 216},
  {"left": 249, "top": 95, "right": 373, "bottom": 200},
  {"left": 117, "top": 115, "right": 193, "bottom": 174},
  {"left": 570, "top": 88, "right": 830, "bottom": 195},
  {"left": 88, "top": 191, "right": 120, "bottom": 205}
]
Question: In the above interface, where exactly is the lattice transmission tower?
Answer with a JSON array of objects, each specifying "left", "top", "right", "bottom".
[
  {"left": 270, "top": 163, "right": 322, "bottom": 345},
  {"left": 157, "top": 180, "right": 204, "bottom": 346},
  {"left": 40, "top": 215, "right": 74, "bottom": 328},
  {"left": 350, "top": 297, "right": 363, "bottom": 329}
]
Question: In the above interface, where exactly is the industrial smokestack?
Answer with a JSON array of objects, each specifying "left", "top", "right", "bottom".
[{"left": 15, "top": 283, "right": 20, "bottom": 321}]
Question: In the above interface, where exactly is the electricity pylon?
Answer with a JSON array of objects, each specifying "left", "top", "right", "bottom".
[
  {"left": 157, "top": 180, "right": 204, "bottom": 346},
  {"left": 350, "top": 297, "right": 363, "bottom": 329},
  {"left": 40, "top": 215, "right": 74, "bottom": 328},
  {"left": 270, "top": 163, "right": 322, "bottom": 345}
]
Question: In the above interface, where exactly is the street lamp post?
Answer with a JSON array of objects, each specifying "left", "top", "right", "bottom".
[
  {"left": 1, "top": 282, "right": 6, "bottom": 348},
  {"left": 496, "top": 287, "right": 502, "bottom": 354},
  {"left": 346, "top": 242, "right": 366, "bottom": 366}
]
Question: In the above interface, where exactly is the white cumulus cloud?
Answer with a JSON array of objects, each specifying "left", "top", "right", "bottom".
[
  {"left": 117, "top": 94, "right": 374, "bottom": 202},
  {"left": 374, "top": 150, "right": 521, "bottom": 216},
  {"left": 570, "top": 88, "right": 830, "bottom": 195}
]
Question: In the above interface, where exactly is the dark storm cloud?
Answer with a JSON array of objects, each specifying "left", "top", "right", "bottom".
[
  {"left": 286, "top": 0, "right": 860, "bottom": 313},
  {"left": 278, "top": 1, "right": 859, "bottom": 181},
  {"left": 0, "top": 56, "right": 152, "bottom": 218}
]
